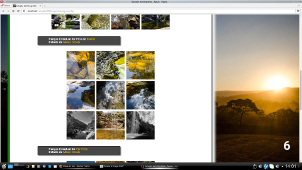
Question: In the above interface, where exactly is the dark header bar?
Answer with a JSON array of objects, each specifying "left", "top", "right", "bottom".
[
  {"left": 38, "top": 146, "right": 121, "bottom": 155},
  {"left": 38, "top": 36, "right": 121, "bottom": 46}
]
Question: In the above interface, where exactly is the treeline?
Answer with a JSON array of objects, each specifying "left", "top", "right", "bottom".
[
  {"left": 97, "top": 111, "right": 125, "bottom": 129},
  {"left": 216, "top": 88, "right": 299, "bottom": 113},
  {"left": 216, "top": 99, "right": 299, "bottom": 136}
]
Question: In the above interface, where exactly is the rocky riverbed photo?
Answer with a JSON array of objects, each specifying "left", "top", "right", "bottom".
[
  {"left": 126, "top": 51, "right": 155, "bottom": 79},
  {"left": 111, "top": 14, "right": 140, "bottom": 29},
  {"left": 81, "top": 14, "right": 110, "bottom": 30},
  {"left": 51, "top": 14, "right": 80, "bottom": 30},
  {"left": 96, "top": 51, "right": 125, "bottom": 80},
  {"left": 67, "top": 51, "right": 95, "bottom": 79},
  {"left": 96, "top": 111, "right": 125, "bottom": 140},
  {"left": 126, "top": 81, "right": 155, "bottom": 110},
  {"left": 67, "top": 111, "right": 95, "bottom": 140},
  {"left": 142, "top": 14, "right": 170, "bottom": 30},
  {"left": 67, "top": 81, "right": 95, "bottom": 110},
  {"left": 97, "top": 81, "right": 125, "bottom": 109},
  {"left": 126, "top": 111, "right": 155, "bottom": 140}
]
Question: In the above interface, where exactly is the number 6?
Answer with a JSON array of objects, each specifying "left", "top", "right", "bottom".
[{"left": 284, "top": 141, "right": 290, "bottom": 150}]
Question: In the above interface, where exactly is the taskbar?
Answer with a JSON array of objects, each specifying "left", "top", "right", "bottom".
[{"left": 0, "top": 162, "right": 300, "bottom": 170}]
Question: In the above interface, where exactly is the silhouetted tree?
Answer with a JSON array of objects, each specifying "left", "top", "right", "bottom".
[{"left": 227, "top": 99, "right": 260, "bottom": 125}]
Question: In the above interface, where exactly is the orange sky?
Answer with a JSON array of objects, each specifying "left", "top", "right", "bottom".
[{"left": 215, "top": 15, "right": 299, "bottom": 91}]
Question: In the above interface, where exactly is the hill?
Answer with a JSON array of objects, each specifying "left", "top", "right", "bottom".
[
  {"left": 67, "top": 114, "right": 87, "bottom": 131},
  {"left": 216, "top": 87, "right": 299, "bottom": 113},
  {"left": 216, "top": 91, "right": 262, "bottom": 97}
]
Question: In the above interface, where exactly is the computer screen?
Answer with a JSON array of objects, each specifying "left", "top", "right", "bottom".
[{"left": 0, "top": 0, "right": 300, "bottom": 169}]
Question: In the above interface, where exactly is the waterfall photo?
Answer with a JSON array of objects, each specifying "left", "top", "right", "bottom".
[
  {"left": 126, "top": 51, "right": 155, "bottom": 80},
  {"left": 97, "top": 81, "right": 125, "bottom": 109},
  {"left": 96, "top": 111, "right": 125, "bottom": 140},
  {"left": 67, "top": 111, "right": 95, "bottom": 140},
  {"left": 126, "top": 81, "right": 155, "bottom": 110},
  {"left": 126, "top": 111, "right": 155, "bottom": 140},
  {"left": 96, "top": 51, "right": 125, "bottom": 80},
  {"left": 67, "top": 51, "right": 95, "bottom": 79}
]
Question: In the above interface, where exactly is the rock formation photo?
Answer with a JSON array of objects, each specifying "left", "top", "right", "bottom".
[
  {"left": 96, "top": 51, "right": 125, "bottom": 80},
  {"left": 81, "top": 14, "right": 110, "bottom": 30},
  {"left": 67, "top": 51, "right": 95, "bottom": 80},
  {"left": 67, "top": 111, "right": 95, "bottom": 140}
]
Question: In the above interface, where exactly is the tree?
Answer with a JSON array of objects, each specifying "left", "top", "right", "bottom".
[
  {"left": 1, "top": 71, "right": 7, "bottom": 83},
  {"left": 227, "top": 99, "right": 260, "bottom": 125}
]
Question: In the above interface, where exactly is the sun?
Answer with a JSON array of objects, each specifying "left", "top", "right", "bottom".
[{"left": 266, "top": 76, "right": 288, "bottom": 90}]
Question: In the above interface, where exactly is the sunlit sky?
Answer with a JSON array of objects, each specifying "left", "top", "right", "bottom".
[
  {"left": 215, "top": 15, "right": 299, "bottom": 91},
  {"left": 71, "top": 111, "right": 94, "bottom": 125}
]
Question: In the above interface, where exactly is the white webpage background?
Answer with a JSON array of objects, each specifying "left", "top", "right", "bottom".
[{"left": 10, "top": 14, "right": 211, "bottom": 162}]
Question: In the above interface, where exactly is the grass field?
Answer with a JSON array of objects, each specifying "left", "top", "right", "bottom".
[{"left": 216, "top": 134, "right": 299, "bottom": 162}]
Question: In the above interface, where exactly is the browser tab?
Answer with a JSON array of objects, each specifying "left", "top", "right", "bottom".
[
  {"left": 13, "top": 4, "right": 42, "bottom": 8},
  {"left": 0, "top": 4, "right": 12, "bottom": 8}
]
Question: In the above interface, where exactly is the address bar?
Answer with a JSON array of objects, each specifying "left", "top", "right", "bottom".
[{"left": 22, "top": 9, "right": 296, "bottom": 14}]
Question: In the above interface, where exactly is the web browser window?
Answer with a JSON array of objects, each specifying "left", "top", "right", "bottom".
[{"left": 0, "top": 0, "right": 301, "bottom": 169}]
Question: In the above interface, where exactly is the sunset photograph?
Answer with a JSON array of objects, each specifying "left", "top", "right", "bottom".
[{"left": 215, "top": 15, "right": 299, "bottom": 162}]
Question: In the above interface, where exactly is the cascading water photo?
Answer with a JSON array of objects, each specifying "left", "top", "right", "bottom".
[
  {"left": 96, "top": 111, "right": 125, "bottom": 140},
  {"left": 126, "top": 111, "right": 155, "bottom": 140},
  {"left": 97, "top": 81, "right": 125, "bottom": 109}
]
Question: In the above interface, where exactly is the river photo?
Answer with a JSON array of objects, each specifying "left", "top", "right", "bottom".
[
  {"left": 126, "top": 51, "right": 155, "bottom": 79},
  {"left": 126, "top": 81, "right": 155, "bottom": 110},
  {"left": 67, "top": 51, "right": 95, "bottom": 79},
  {"left": 126, "top": 111, "right": 155, "bottom": 140},
  {"left": 67, "top": 81, "right": 95, "bottom": 110},
  {"left": 96, "top": 111, "right": 125, "bottom": 140},
  {"left": 67, "top": 111, "right": 95, "bottom": 140}
]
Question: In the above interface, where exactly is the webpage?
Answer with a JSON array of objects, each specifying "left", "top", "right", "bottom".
[{"left": 0, "top": 1, "right": 301, "bottom": 168}]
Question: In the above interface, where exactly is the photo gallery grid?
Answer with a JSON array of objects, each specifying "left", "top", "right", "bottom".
[
  {"left": 51, "top": 14, "right": 170, "bottom": 30},
  {"left": 66, "top": 51, "right": 155, "bottom": 140}
]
